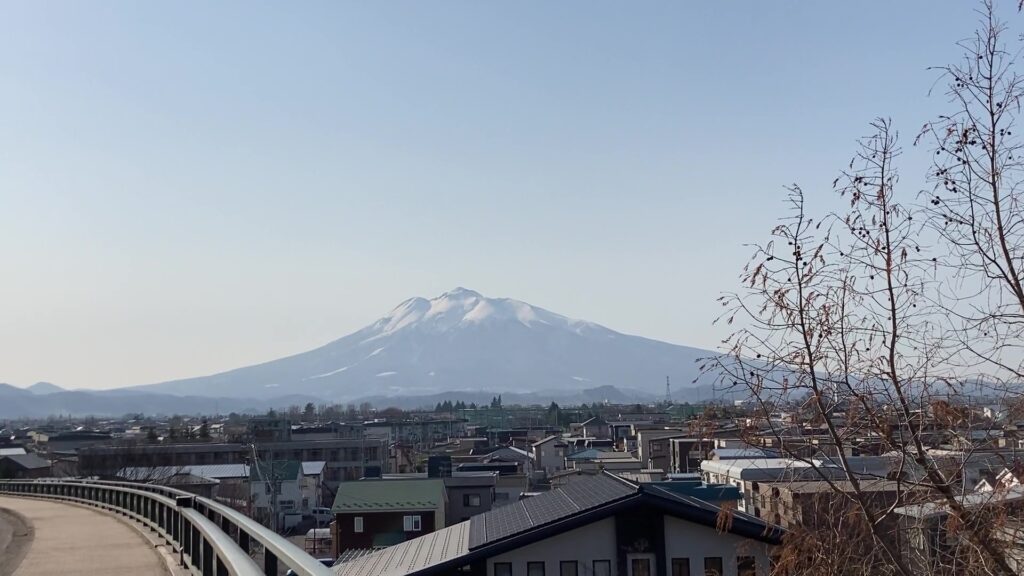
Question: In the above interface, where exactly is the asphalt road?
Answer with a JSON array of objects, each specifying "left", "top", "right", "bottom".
[
  {"left": 0, "top": 496, "right": 167, "bottom": 575},
  {"left": 0, "top": 504, "right": 32, "bottom": 576}
]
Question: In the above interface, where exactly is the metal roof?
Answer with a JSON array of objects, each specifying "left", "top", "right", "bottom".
[
  {"left": 0, "top": 447, "right": 27, "bottom": 456},
  {"left": 333, "top": 472, "right": 784, "bottom": 576},
  {"left": 894, "top": 485, "right": 1024, "bottom": 519},
  {"left": 334, "top": 520, "right": 471, "bottom": 576},
  {"left": 468, "top": 473, "right": 635, "bottom": 548},
  {"left": 0, "top": 453, "right": 50, "bottom": 470},
  {"left": 118, "top": 464, "right": 251, "bottom": 481},
  {"left": 332, "top": 479, "right": 445, "bottom": 513}
]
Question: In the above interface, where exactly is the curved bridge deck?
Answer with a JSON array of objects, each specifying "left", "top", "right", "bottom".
[{"left": 0, "top": 495, "right": 169, "bottom": 576}]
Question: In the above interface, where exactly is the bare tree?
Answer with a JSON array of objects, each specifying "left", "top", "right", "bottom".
[{"left": 704, "top": 4, "right": 1024, "bottom": 574}]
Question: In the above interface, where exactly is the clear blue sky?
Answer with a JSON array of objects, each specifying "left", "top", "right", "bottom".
[{"left": 0, "top": 1, "right": 1010, "bottom": 389}]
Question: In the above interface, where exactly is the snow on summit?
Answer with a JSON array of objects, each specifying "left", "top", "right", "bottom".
[
  {"left": 373, "top": 287, "right": 574, "bottom": 337},
  {"left": 135, "top": 287, "right": 714, "bottom": 401}
]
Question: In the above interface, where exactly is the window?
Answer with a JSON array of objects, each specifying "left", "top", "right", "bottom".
[
  {"left": 527, "top": 562, "right": 545, "bottom": 576},
  {"left": 353, "top": 517, "right": 363, "bottom": 533},
  {"left": 560, "top": 561, "right": 578, "bottom": 576},
  {"left": 672, "top": 558, "right": 691, "bottom": 576},
  {"left": 494, "top": 563, "right": 512, "bottom": 576},
  {"left": 703, "top": 557, "right": 723, "bottom": 576},
  {"left": 737, "top": 556, "right": 756, "bottom": 576},
  {"left": 403, "top": 515, "right": 422, "bottom": 532},
  {"left": 593, "top": 560, "right": 611, "bottom": 576},
  {"left": 630, "top": 557, "right": 652, "bottom": 576},
  {"left": 464, "top": 493, "right": 481, "bottom": 507}
]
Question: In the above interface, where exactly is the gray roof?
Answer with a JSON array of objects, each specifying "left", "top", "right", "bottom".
[
  {"left": 302, "top": 461, "right": 327, "bottom": 476},
  {"left": 469, "top": 473, "right": 635, "bottom": 547},
  {"left": 118, "top": 464, "right": 250, "bottom": 481},
  {"left": 0, "top": 447, "right": 27, "bottom": 456},
  {"left": 531, "top": 435, "right": 560, "bottom": 447},
  {"left": 334, "top": 472, "right": 783, "bottom": 576},
  {"left": 895, "top": 485, "right": 1024, "bottom": 519},
  {"left": 335, "top": 521, "right": 471, "bottom": 576},
  {"left": 1, "top": 453, "right": 50, "bottom": 470}
]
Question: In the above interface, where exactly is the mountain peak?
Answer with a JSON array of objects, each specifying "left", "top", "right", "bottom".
[
  {"left": 136, "top": 288, "right": 713, "bottom": 402},
  {"left": 27, "top": 381, "right": 64, "bottom": 395},
  {"left": 440, "top": 287, "right": 482, "bottom": 299}
]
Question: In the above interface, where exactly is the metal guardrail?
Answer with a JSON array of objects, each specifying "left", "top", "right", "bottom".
[{"left": 0, "top": 478, "right": 334, "bottom": 576}]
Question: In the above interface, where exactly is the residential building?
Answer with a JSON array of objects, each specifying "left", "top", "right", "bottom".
[
  {"left": 334, "top": 472, "right": 783, "bottom": 576},
  {"left": 0, "top": 453, "right": 51, "bottom": 479},
  {"left": 636, "top": 429, "right": 687, "bottom": 471},
  {"left": 669, "top": 438, "right": 714, "bottom": 474},
  {"left": 79, "top": 438, "right": 385, "bottom": 488},
  {"left": 579, "top": 416, "right": 610, "bottom": 439},
  {"left": 532, "top": 436, "right": 567, "bottom": 475},
  {"left": 444, "top": 472, "right": 498, "bottom": 524},
  {"left": 364, "top": 419, "right": 467, "bottom": 448},
  {"left": 250, "top": 460, "right": 305, "bottom": 527},
  {"left": 331, "top": 478, "right": 447, "bottom": 555},
  {"left": 565, "top": 449, "right": 643, "bottom": 472}
]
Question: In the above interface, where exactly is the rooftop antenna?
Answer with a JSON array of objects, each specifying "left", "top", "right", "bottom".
[{"left": 665, "top": 376, "right": 672, "bottom": 405}]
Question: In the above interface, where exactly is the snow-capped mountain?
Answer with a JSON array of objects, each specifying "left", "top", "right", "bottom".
[{"left": 133, "top": 288, "right": 715, "bottom": 401}]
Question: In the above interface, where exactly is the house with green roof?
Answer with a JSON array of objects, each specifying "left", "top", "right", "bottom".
[{"left": 331, "top": 478, "right": 447, "bottom": 556}]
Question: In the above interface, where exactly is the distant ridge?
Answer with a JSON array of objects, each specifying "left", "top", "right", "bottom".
[{"left": 26, "top": 381, "right": 65, "bottom": 395}]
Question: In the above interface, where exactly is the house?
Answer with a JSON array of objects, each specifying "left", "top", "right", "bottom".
[
  {"left": 976, "top": 462, "right": 1024, "bottom": 492},
  {"left": 701, "top": 458, "right": 821, "bottom": 514},
  {"left": 160, "top": 472, "right": 220, "bottom": 498},
  {"left": 752, "top": 479, "right": 930, "bottom": 528},
  {"left": 380, "top": 470, "right": 498, "bottom": 524},
  {"left": 250, "top": 460, "right": 304, "bottom": 527},
  {"left": 0, "top": 453, "right": 51, "bottom": 479},
  {"left": 580, "top": 416, "right": 610, "bottom": 439},
  {"left": 331, "top": 478, "right": 447, "bottom": 556},
  {"left": 531, "top": 436, "right": 567, "bottom": 476},
  {"left": 444, "top": 472, "right": 498, "bottom": 523},
  {"left": 334, "top": 472, "right": 783, "bottom": 576},
  {"left": 301, "top": 460, "right": 327, "bottom": 510},
  {"left": 565, "top": 449, "right": 642, "bottom": 472},
  {"left": 635, "top": 429, "right": 687, "bottom": 471},
  {"left": 669, "top": 438, "right": 715, "bottom": 473},
  {"left": 480, "top": 446, "right": 533, "bottom": 476},
  {"left": 894, "top": 486, "right": 1024, "bottom": 575}
]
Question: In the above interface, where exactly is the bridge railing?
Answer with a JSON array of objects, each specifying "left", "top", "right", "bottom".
[{"left": 0, "top": 478, "right": 334, "bottom": 576}]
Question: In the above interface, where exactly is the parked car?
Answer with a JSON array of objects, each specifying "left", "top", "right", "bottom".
[{"left": 308, "top": 507, "right": 333, "bottom": 524}]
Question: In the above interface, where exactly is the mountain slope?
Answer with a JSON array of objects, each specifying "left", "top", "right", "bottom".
[{"left": 133, "top": 288, "right": 717, "bottom": 401}]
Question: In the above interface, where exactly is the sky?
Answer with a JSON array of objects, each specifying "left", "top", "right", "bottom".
[{"left": 0, "top": 1, "right": 1015, "bottom": 390}]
